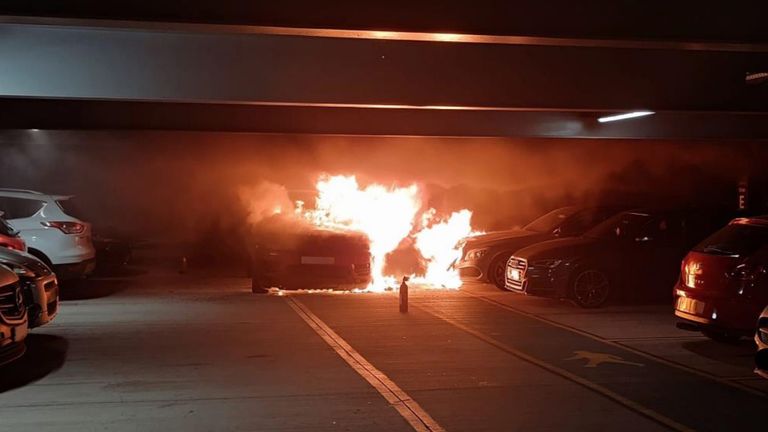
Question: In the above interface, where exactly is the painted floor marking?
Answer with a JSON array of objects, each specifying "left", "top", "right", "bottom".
[
  {"left": 286, "top": 297, "right": 446, "bottom": 432},
  {"left": 566, "top": 350, "right": 645, "bottom": 368},
  {"left": 460, "top": 290, "right": 767, "bottom": 397},
  {"left": 416, "top": 302, "right": 694, "bottom": 432}
]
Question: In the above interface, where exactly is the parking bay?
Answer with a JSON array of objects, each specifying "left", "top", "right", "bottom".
[{"left": 1, "top": 261, "right": 767, "bottom": 431}]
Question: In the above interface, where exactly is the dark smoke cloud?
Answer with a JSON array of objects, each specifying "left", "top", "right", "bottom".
[{"left": 0, "top": 130, "right": 760, "bottom": 242}]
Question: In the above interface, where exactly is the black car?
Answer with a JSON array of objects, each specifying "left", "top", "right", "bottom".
[
  {"left": 505, "top": 209, "right": 725, "bottom": 308},
  {"left": 248, "top": 227, "right": 371, "bottom": 292},
  {"left": 457, "top": 206, "right": 627, "bottom": 289},
  {"left": 0, "top": 265, "right": 27, "bottom": 366},
  {"left": 0, "top": 247, "right": 58, "bottom": 329}
]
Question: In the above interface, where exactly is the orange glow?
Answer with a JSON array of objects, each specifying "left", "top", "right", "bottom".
[
  {"left": 433, "top": 33, "right": 463, "bottom": 42},
  {"left": 297, "top": 174, "right": 476, "bottom": 291}
]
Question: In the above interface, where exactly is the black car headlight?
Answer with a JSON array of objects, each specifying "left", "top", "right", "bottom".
[
  {"left": 464, "top": 248, "right": 489, "bottom": 261},
  {"left": 1, "top": 261, "right": 36, "bottom": 278},
  {"left": 760, "top": 328, "right": 768, "bottom": 345},
  {"left": 530, "top": 259, "right": 564, "bottom": 269}
]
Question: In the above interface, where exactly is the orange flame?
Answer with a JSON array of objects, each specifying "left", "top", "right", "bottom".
[
  {"left": 278, "top": 174, "right": 476, "bottom": 291},
  {"left": 412, "top": 209, "right": 473, "bottom": 289},
  {"left": 301, "top": 175, "right": 422, "bottom": 290}
]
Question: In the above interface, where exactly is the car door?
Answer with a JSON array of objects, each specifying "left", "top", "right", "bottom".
[{"left": 631, "top": 215, "right": 688, "bottom": 300}]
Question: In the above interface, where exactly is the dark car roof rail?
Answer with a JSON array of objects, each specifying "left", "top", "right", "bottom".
[{"left": 0, "top": 188, "right": 44, "bottom": 195}]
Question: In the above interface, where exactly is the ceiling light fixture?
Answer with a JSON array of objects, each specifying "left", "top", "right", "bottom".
[{"left": 598, "top": 111, "right": 655, "bottom": 123}]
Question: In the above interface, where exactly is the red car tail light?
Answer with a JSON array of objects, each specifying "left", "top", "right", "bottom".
[
  {"left": 683, "top": 261, "right": 702, "bottom": 288},
  {"left": 42, "top": 221, "right": 86, "bottom": 234}
]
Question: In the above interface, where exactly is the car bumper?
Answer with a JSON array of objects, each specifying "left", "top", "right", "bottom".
[
  {"left": 0, "top": 313, "right": 29, "bottom": 367},
  {"left": 457, "top": 261, "right": 485, "bottom": 280},
  {"left": 54, "top": 258, "right": 96, "bottom": 280},
  {"left": 22, "top": 273, "right": 59, "bottom": 329},
  {"left": 673, "top": 283, "right": 763, "bottom": 335},
  {"left": 255, "top": 259, "right": 372, "bottom": 289},
  {"left": 505, "top": 264, "right": 570, "bottom": 298},
  {"left": 0, "top": 340, "right": 26, "bottom": 367}
]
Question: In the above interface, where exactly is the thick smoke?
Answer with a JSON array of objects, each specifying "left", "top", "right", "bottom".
[{"left": 0, "top": 131, "right": 760, "bottom": 245}]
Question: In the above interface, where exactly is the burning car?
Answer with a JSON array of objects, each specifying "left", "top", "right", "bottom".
[
  {"left": 675, "top": 216, "right": 768, "bottom": 342},
  {"left": 505, "top": 209, "right": 723, "bottom": 308},
  {"left": 242, "top": 176, "right": 476, "bottom": 291},
  {"left": 248, "top": 225, "right": 372, "bottom": 292},
  {"left": 458, "top": 206, "right": 626, "bottom": 289}
]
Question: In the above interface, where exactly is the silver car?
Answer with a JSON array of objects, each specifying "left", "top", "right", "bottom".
[{"left": 0, "top": 247, "right": 58, "bottom": 328}]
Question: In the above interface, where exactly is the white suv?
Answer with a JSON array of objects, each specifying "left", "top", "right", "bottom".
[{"left": 0, "top": 189, "right": 95, "bottom": 279}]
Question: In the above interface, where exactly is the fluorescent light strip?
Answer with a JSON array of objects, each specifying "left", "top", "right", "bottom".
[{"left": 598, "top": 111, "right": 655, "bottom": 123}]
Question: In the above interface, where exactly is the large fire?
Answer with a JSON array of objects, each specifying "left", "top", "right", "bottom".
[{"left": 298, "top": 174, "right": 476, "bottom": 291}]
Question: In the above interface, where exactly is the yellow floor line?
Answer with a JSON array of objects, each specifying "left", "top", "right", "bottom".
[
  {"left": 286, "top": 297, "right": 445, "bottom": 432},
  {"left": 417, "top": 302, "right": 694, "bottom": 432},
  {"left": 461, "top": 291, "right": 766, "bottom": 397}
]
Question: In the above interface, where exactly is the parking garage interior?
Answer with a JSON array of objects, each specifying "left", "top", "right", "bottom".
[{"left": 2, "top": 2, "right": 768, "bottom": 431}]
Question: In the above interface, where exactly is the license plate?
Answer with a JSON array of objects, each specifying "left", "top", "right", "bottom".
[
  {"left": 676, "top": 297, "right": 705, "bottom": 315},
  {"left": 301, "top": 256, "right": 335, "bottom": 265}
]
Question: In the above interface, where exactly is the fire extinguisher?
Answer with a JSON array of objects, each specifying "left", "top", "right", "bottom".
[{"left": 399, "top": 276, "right": 409, "bottom": 313}]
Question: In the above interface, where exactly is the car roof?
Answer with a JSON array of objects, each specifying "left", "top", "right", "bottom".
[{"left": 0, "top": 189, "right": 69, "bottom": 201}]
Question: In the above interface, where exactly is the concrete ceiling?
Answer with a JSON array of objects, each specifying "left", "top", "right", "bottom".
[{"left": 1, "top": 4, "right": 767, "bottom": 138}]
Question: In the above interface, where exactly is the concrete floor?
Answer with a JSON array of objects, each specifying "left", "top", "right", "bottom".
[{"left": 1, "top": 252, "right": 766, "bottom": 431}]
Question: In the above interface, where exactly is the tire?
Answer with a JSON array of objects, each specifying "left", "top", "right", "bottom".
[
  {"left": 571, "top": 268, "right": 611, "bottom": 308},
  {"left": 488, "top": 254, "right": 512, "bottom": 290},
  {"left": 702, "top": 330, "right": 741, "bottom": 344},
  {"left": 27, "top": 248, "right": 54, "bottom": 269},
  {"left": 251, "top": 277, "right": 268, "bottom": 294}
]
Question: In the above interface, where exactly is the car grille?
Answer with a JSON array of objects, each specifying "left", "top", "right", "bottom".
[
  {"left": 505, "top": 257, "right": 527, "bottom": 291},
  {"left": 21, "top": 279, "right": 35, "bottom": 307},
  {"left": 353, "top": 262, "right": 371, "bottom": 277},
  {"left": 0, "top": 281, "right": 25, "bottom": 321}
]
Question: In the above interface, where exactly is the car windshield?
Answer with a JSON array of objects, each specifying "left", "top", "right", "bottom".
[
  {"left": 0, "top": 217, "right": 17, "bottom": 236},
  {"left": 693, "top": 223, "right": 768, "bottom": 257},
  {"left": 584, "top": 212, "right": 653, "bottom": 240},
  {"left": 524, "top": 207, "right": 579, "bottom": 233}
]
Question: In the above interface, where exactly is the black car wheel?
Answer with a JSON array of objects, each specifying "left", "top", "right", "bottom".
[
  {"left": 489, "top": 254, "right": 512, "bottom": 290},
  {"left": 572, "top": 269, "right": 611, "bottom": 308}
]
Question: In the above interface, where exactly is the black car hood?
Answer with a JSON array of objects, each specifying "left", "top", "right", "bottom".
[
  {"left": 464, "top": 229, "right": 551, "bottom": 249},
  {"left": 514, "top": 236, "right": 605, "bottom": 261},
  {"left": 0, "top": 247, "right": 52, "bottom": 275}
]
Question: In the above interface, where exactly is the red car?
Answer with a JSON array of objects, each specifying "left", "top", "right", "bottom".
[
  {"left": 675, "top": 216, "right": 768, "bottom": 342},
  {"left": 0, "top": 216, "right": 25, "bottom": 252}
]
